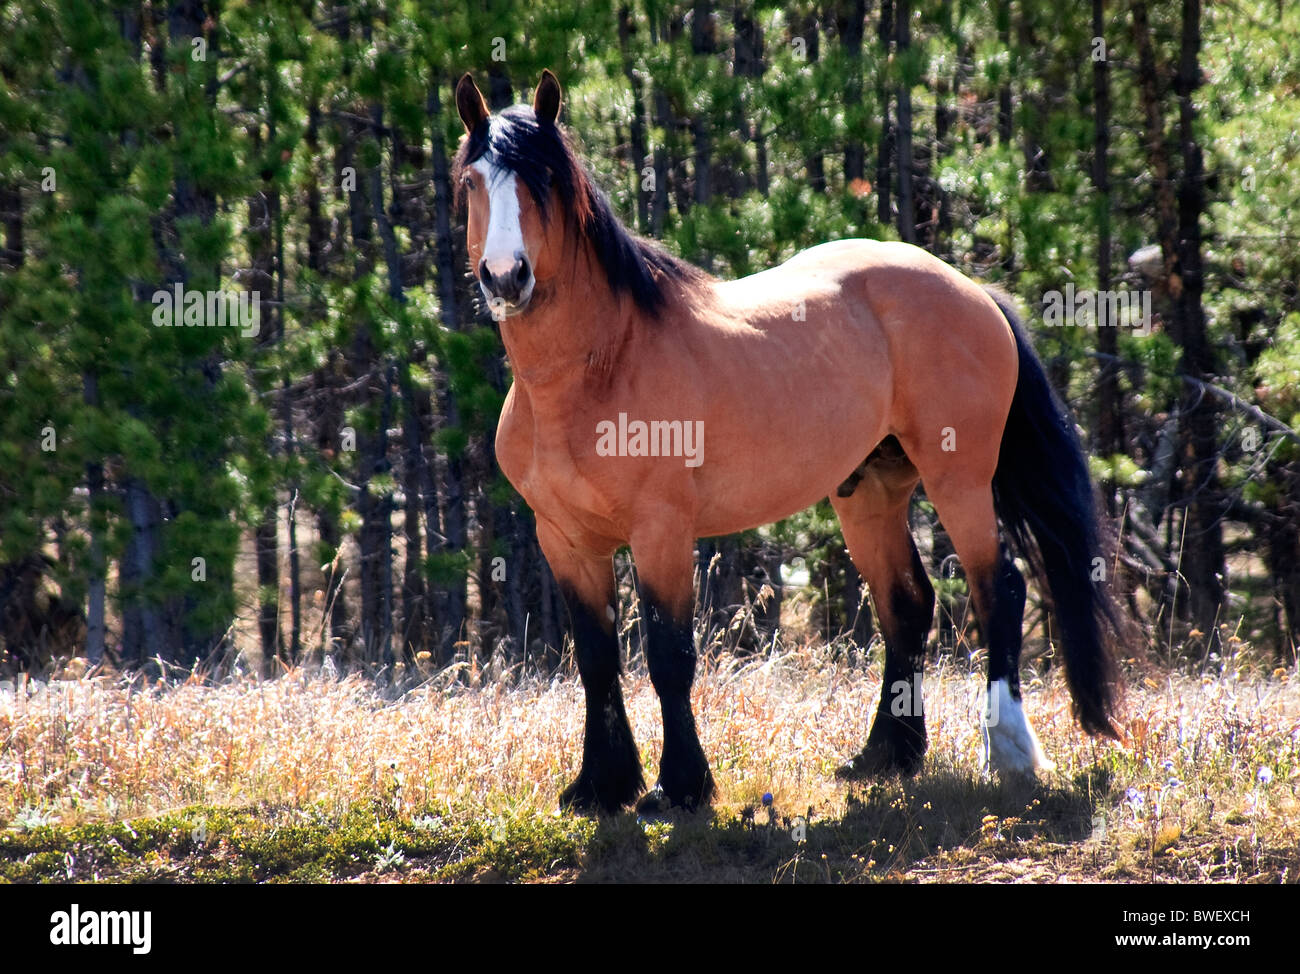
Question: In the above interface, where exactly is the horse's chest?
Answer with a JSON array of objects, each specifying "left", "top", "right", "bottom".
[{"left": 497, "top": 403, "right": 617, "bottom": 537}]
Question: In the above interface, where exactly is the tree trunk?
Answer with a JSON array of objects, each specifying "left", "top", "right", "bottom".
[
  {"left": 1017, "top": 5, "right": 1054, "bottom": 192},
  {"left": 305, "top": 92, "right": 352, "bottom": 656},
  {"left": 248, "top": 122, "right": 281, "bottom": 676},
  {"left": 732, "top": 3, "right": 768, "bottom": 197},
  {"left": 271, "top": 73, "right": 300, "bottom": 665},
  {"left": 894, "top": 0, "right": 915, "bottom": 243},
  {"left": 83, "top": 372, "right": 106, "bottom": 665},
  {"left": 651, "top": 86, "right": 675, "bottom": 236},
  {"left": 697, "top": 536, "right": 743, "bottom": 638},
  {"left": 690, "top": 0, "right": 715, "bottom": 268},
  {"left": 339, "top": 32, "right": 383, "bottom": 663},
  {"left": 399, "top": 366, "right": 427, "bottom": 663},
  {"left": 932, "top": 2, "right": 966, "bottom": 253},
  {"left": 1092, "top": 0, "right": 1123, "bottom": 495},
  {"left": 618, "top": 5, "right": 651, "bottom": 231},
  {"left": 1263, "top": 473, "right": 1300, "bottom": 664},
  {"left": 997, "top": 0, "right": 1013, "bottom": 145},
  {"left": 841, "top": 0, "right": 867, "bottom": 185},
  {"left": 798, "top": 11, "right": 825, "bottom": 193},
  {"left": 1132, "top": 0, "right": 1180, "bottom": 300},
  {"left": 875, "top": 0, "right": 893, "bottom": 223},
  {"left": 1173, "top": 0, "right": 1224, "bottom": 638},
  {"left": 376, "top": 364, "right": 397, "bottom": 668},
  {"left": 0, "top": 179, "right": 21, "bottom": 270},
  {"left": 647, "top": 5, "right": 684, "bottom": 234},
  {"left": 428, "top": 78, "right": 469, "bottom": 663},
  {"left": 121, "top": 476, "right": 164, "bottom": 668},
  {"left": 368, "top": 95, "right": 406, "bottom": 670},
  {"left": 255, "top": 507, "right": 280, "bottom": 671},
  {"left": 170, "top": 0, "right": 227, "bottom": 667}
]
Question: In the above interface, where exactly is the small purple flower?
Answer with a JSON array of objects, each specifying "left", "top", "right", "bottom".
[
  {"left": 1161, "top": 759, "right": 1175, "bottom": 773},
  {"left": 1257, "top": 767, "right": 1274, "bottom": 786},
  {"left": 1166, "top": 777, "right": 1181, "bottom": 790},
  {"left": 1123, "top": 787, "right": 1145, "bottom": 819},
  {"left": 762, "top": 792, "right": 773, "bottom": 806}
]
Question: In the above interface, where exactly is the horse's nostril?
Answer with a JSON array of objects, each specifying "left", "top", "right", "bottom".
[
  {"left": 478, "top": 259, "right": 492, "bottom": 284},
  {"left": 515, "top": 258, "right": 530, "bottom": 285}
]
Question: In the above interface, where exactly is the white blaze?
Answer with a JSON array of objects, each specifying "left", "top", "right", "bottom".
[{"left": 473, "top": 157, "right": 525, "bottom": 281}]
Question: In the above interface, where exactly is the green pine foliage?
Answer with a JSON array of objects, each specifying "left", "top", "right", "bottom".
[{"left": 1, "top": 0, "right": 1298, "bottom": 674}]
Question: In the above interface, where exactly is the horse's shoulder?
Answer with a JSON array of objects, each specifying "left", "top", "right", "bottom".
[{"left": 495, "top": 382, "right": 533, "bottom": 484}]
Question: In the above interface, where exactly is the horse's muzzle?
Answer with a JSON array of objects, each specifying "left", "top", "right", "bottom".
[{"left": 479, "top": 253, "right": 535, "bottom": 315}]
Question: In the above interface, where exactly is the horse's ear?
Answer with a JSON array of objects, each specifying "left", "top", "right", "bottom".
[
  {"left": 532, "top": 69, "right": 562, "bottom": 125},
  {"left": 455, "top": 73, "right": 489, "bottom": 134}
]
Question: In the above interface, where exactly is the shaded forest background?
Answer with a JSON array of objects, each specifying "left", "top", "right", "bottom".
[{"left": 1, "top": 0, "right": 1298, "bottom": 680}]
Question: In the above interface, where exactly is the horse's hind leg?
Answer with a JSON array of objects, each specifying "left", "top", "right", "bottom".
[
  {"left": 922, "top": 480, "right": 1053, "bottom": 774},
  {"left": 536, "top": 518, "right": 645, "bottom": 814},
  {"left": 833, "top": 447, "right": 935, "bottom": 778}
]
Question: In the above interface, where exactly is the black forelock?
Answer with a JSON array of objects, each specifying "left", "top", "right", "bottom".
[
  {"left": 454, "top": 105, "right": 704, "bottom": 317},
  {"left": 461, "top": 106, "right": 574, "bottom": 224}
]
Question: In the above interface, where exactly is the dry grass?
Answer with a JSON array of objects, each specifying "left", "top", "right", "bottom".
[{"left": 1, "top": 645, "right": 1298, "bottom": 882}]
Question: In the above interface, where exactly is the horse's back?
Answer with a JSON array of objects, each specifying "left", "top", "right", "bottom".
[
  {"left": 712, "top": 237, "right": 1015, "bottom": 381},
  {"left": 705, "top": 237, "right": 1020, "bottom": 490},
  {"left": 716, "top": 238, "right": 1010, "bottom": 340}
]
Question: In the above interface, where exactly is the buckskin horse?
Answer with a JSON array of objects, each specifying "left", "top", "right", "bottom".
[{"left": 452, "top": 70, "right": 1125, "bottom": 814}]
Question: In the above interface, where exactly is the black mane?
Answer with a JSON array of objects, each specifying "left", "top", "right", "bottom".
[{"left": 454, "top": 105, "right": 704, "bottom": 316}]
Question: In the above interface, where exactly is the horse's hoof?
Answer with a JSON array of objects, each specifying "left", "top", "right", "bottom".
[
  {"left": 839, "top": 712, "right": 927, "bottom": 781},
  {"left": 558, "top": 764, "right": 646, "bottom": 816},
  {"left": 633, "top": 783, "right": 702, "bottom": 819},
  {"left": 836, "top": 742, "right": 924, "bottom": 781},
  {"left": 558, "top": 777, "right": 604, "bottom": 815},
  {"left": 634, "top": 771, "right": 715, "bottom": 818},
  {"left": 633, "top": 784, "right": 677, "bottom": 819}
]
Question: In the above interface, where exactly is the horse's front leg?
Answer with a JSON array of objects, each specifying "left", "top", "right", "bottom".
[
  {"left": 536, "top": 519, "right": 645, "bottom": 814},
  {"left": 630, "top": 527, "right": 716, "bottom": 813}
]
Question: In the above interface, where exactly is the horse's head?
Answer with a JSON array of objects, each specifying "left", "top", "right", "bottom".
[
  {"left": 453, "top": 69, "right": 704, "bottom": 325},
  {"left": 453, "top": 70, "right": 573, "bottom": 320}
]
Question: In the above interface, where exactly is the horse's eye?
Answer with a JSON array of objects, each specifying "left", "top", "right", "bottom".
[{"left": 462, "top": 174, "right": 475, "bottom": 191}]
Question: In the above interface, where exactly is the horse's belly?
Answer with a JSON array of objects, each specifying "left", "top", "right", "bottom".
[
  {"left": 694, "top": 481, "right": 842, "bottom": 537},
  {"left": 684, "top": 311, "right": 893, "bottom": 535},
  {"left": 691, "top": 410, "right": 887, "bottom": 536}
]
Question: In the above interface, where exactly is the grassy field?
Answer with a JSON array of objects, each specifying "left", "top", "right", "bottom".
[{"left": 0, "top": 645, "right": 1296, "bottom": 883}]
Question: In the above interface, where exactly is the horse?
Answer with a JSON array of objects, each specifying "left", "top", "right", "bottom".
[{"left": 452, "top": 69, "right": 1126, "bottom": 814}]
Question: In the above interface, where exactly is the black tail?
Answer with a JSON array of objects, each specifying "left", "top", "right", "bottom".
[{"left": 985, "top": 288, "right": 1124, "bottom": 739}]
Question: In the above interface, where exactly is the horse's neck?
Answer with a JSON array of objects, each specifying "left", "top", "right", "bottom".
[{"left": 499, "top": 269, "right": 633, "bottom": 408}]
